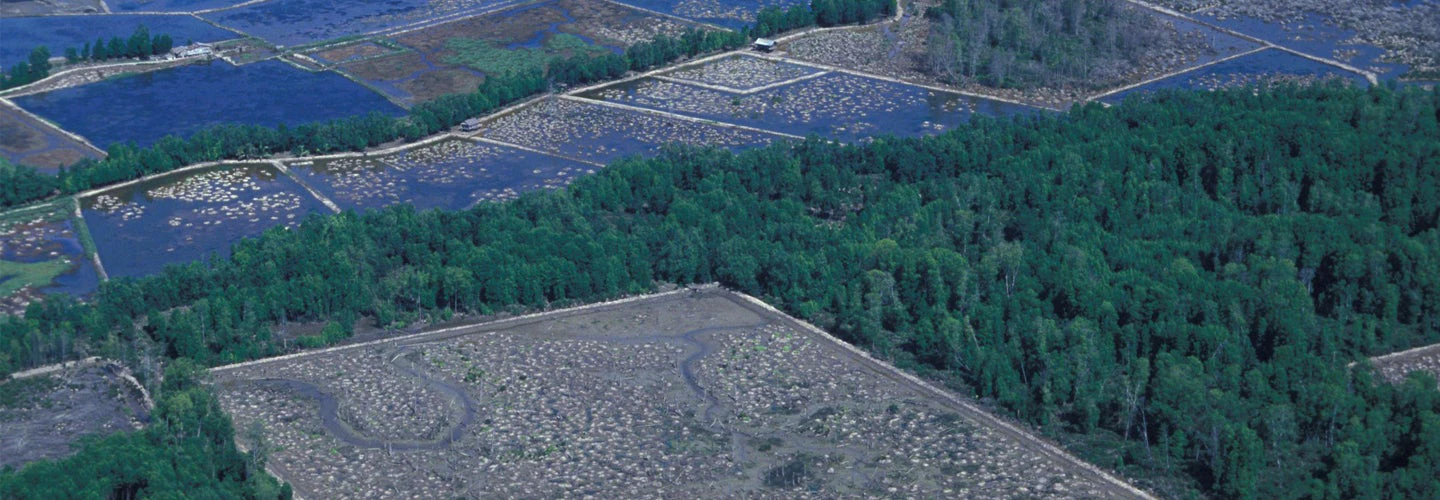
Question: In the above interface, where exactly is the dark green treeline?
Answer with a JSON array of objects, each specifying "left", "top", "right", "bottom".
[{"left": 4, "top": 83, "right": 1439, "bottom": 497}]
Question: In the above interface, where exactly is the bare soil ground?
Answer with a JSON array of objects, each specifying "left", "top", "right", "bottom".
[
  {"left": 0, "top": 364, "right": 149, "bottom": 469},
  {"left": 1371, "top": 343, "right": 1440, "bottom": 387},
  {"left": 213, "top": 288, "right": 1148, "bottom": 498}
]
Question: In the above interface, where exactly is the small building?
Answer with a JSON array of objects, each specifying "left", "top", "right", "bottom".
[
  {"left": 753, "top": 38, "right": 776, "bottom": 52},
  {"left": 460, "top": 118, "right": 482, "bottom": 132},
  {"left": 170, "top": 43, "right": 213, "bottom": 59}
]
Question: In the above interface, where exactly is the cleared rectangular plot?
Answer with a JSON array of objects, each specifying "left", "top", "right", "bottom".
[
  {"left": 80, "top": 163, "right": 332, "bottom": 279},
  {"left": 660, "top": 54, "right": 827, "bottom": 93},
  {"left": 583, "top": 72, "right": 1040, "bottom": 142},
  {"left": 476, "top": 97, "right": 780, "bottom": 164},
  {"left": 286, "top": 138, "right": 594, "bottom": 212},
  {"left": 12, "top": 60, "right": 405, "bottom": 149},
  {"left": 212, "top": 289, "right": 1145, "bottom": 498}
]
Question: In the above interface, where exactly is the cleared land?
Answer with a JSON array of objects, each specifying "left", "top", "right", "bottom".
[
  {"left": 213, "top": 288, "right": 1148, "bottom": 498},
  {"left": 1371, "top": 343, "right": 1440, "bottom": 387},
  {"left": 0, "top": 362, "right": 150, "bottom": 470}
]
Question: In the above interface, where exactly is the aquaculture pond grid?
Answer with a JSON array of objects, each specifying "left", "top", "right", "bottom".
[
  {"left": 476, "top": 96, "right": 781, "bottom": 164},
  {"left": 583, "top": 71, "right": 1039, "bottom": 142},
  {"left": 213, "top": 290, "right": 1140, "bottom": 498},
  {"left": 80, "top": 163, "right": 333, "bottom": 279},
  {"left": 286, "top": 138, "right": 595, "bottom": 212},
  {"left": 659, "top": 54, "right": 828, "bottom": 93}
]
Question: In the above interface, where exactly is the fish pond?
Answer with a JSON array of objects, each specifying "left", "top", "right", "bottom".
[
  {"left": 0, "top": 104, "right": 102, "bottom": 173},
  {"left": 286, "top": 138, "right": 594, "bottom": 212},
  {"left": 477, "top": 97, "right": 781, "bottom": 164},
  {"left": 12, "top": 59, "right": 405, "bottom": 149},
  {"left": 1200, "top": 11, "right": 1410, "bottom": 79},
  {"left": 106, "top": 0, "right": 245, "bottom": 12},
  {"left": 0, "top": 205, "right": 100, "bottom": 314},
  {"left": 80, "top": 163, "right": 332, "bottom": 279},
  {"left": 0, "top": 14, "right": 238, "bottom": 67},
  {"left": 202, "top": 0, "right": 528, "bottom": 47},
  {"left": 1098, "top": 48, "right": 1371, "bottom": 105},
  {"left": 584, "top": 71, "right": 1040, "bottom": 142}
]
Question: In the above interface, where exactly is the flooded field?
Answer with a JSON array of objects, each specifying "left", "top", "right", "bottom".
[
  {"left": 612, "top": 0, "right": 808, "bottom": 28},
  {"left": 213, "top": 289, "right": 1145, "bottom": 498},
  {"left": 202, "top": 0, "right": 529, "bottom": 47},
  {"left": 0, "top": 204, "right": 99, "bottom": 315},
  {"left": 80, "top": 163, "right": 332, "bottom": 279},
  {"left": 661, "top": 54, "right": 827, "bottom": 92},
  {"left": 0, "top": 104, "right": 102, "bottom": 173},
  {"left": 586, "top": 71, "right": 1037, "bottom": 142},
  {"left": 0, "top": 13, "right": 238, "bottom": 67},
  {"left": 287, "top": 138, "right": 593, "bottom": 212},
  {"left": 477, "top": 97, "right": 780, "bottom": 163},
  {"left": 1098, "top": 49, "right": 1370, "bottom": 105},
  {"left": 12, "top": 59, "right": 405, "bottom": 149},
  {"left": 1201, "top": 11, "right": 1410, "bottom": 78}
]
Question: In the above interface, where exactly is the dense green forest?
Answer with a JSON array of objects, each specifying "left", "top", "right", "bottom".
[
  {"left": 924, "top": 0, "right": 1169, "bottom": 89},
  {"left": 0, "top": 0, "right": 896, "bottom": 209},
  {"left": 2, "top": 83, "right": 1437, "bottom": 497}
]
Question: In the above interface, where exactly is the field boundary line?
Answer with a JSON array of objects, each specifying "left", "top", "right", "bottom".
[
  {"left": 1364, "top": 342, "right": 1440, "bottom": 367},
  {"left": 192, "top": 0, "right": 272, "bottom": 15},
  {"left": 592, "top": 0, "right": 729, "bottom": 32},
  {"left": 468, "top": 136, "right": 606, "bottom": 168},
  {"left": 726, "top": 290, "right": 1157, "bottom": 500},
  {"left": 1119, "top": 0, "right": 1378, "bottom": 85},
  {"left": 209, "top": 286, "right": 706, "bottom": 374},
  {"left": 558, "top": 94, "right": 805, "bottom": 140},
  {"left": 563, "top": 49, "right": 742, "bottom": 97},
  {"left": 74, "top": 159, "right": 258, "bottom": 200},
  {"left": 654, "top": 67, "right": 832, "bottom": 96},
  {"left": 71, "top": 197, "right": 110, "bottom": 281},
  {"left": 0, "top": 98, "right": 107, "bottom": 156},
  {"left": 0, "top": 57, "right": 204, "bottom": 99},
  {"left": 269, "top": 161, "right": 341, "bottom": 213},
  {"left": 752, "top": 53, "right": 1058, "bottom": 111},
  {"left": 1087, "top": 46, "right": 1271, "bottom": 102}
]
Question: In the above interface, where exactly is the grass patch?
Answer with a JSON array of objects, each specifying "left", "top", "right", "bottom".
[
  {"left": 443, "top": 33, "right": 608, "bottom": 76},
  {"left": 0, "top": 259, "right": 71, "bottom": 297}
]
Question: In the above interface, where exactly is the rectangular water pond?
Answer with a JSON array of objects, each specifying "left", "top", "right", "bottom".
[
  {"left": 287, "top": 138, "right": 594, "bottom": 212},
  {"left": 0, "top": 205, "right": 101, "bottom": 315},
  {"left": 583, "top": 72, "right": 1041, "bottom": 142},
  {"left": 81, "top": 163, "right": 332, "bottom": 279},
  {"left": 0, "top": 14, "right": 239, "bottom": 67},
  {"left": 1099, "top": 48, "right": 1372, "bottom": 105},
  {"left": 13, "top": 59, "right": 405, "bottom": 149},
  {"left": 202, "top": 0, "right": 528, "bottom": 47},
  {"left": 477, "top": 97, "right": 781, "bottom": 164}
]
